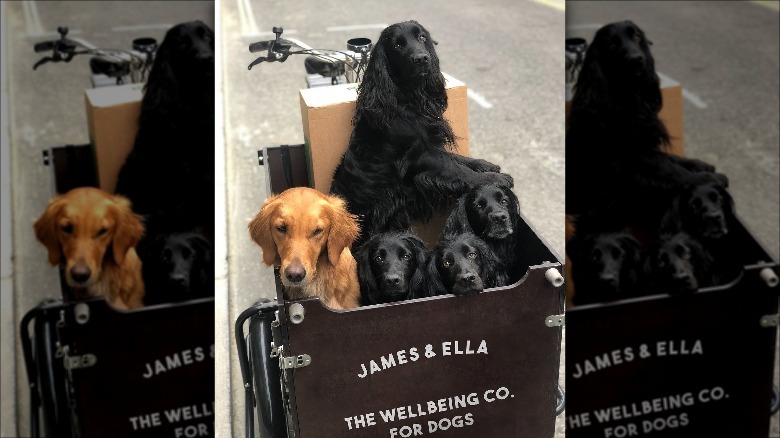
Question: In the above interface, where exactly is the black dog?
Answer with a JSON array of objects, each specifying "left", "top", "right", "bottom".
[
  {"left": 142, "top": 233, "right": 214, "bottom": 305},
  {"left": 567, "top": 232, "right": 645, "bottom": 305},
  {"left": 330, "top": 20, "right": 512, "bottom": 244},
  {"left": 661, "top": 182, "right": 734, "bottom": 241},
  {"left": 356, "top": 232, "right": 429, "bottom": 304},
  {"left": 566, "top": 20, "right": 726, "bottom": 226},
  {"left": 115, "top": 21, "right": 215, "bottom": 240},
  {"left": 443, "top": 183, "right": 526, "bottom": 282},
  {"left": 428, "top": 233, "right": 507, "bottom": 296},
  {"left": 648, "top": 232, "right": 717, "bottom": 294}
]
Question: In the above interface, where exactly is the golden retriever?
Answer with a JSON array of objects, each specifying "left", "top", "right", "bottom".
[
  {"left": 249, "top": 187, "right": 361, "bottom": 309},
  {"left": 34, "top": 187, "right": 145, "bottom": 309}
]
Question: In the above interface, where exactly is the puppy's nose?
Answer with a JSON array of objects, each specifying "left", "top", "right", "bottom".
[
  {"left": 704, "top": 211, "right": 723, "bottom": 221},
  {"left": 673, "top": 271, "right": 691, "bottom": 282},
  {"left": 490, "top": 212, "right": 508, "bottom": 224},
  {"left": 411, "top": 53, "right": 429, "bottom": 64},
  {"left": 170, "top": 273, "right": 188, "bottom": 286},
  {"left": 599, "top": 273, "right": 617, "bottom": 286},
  {"left": 285, "top": 264, "right": 306, "bottom": 283},
  {"left": 70, "top": 265, "right": 92, "bottom": 284},
  {"left": 459, "top": 273, "right": 477, "bottom": 284},
  {"left": 384, "top": 275, "right": 401, "bottom": 286},
  {"left": 627, "top": 53, "right": 645, "bottom": 64}
]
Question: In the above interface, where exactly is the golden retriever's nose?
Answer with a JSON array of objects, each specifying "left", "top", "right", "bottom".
[
  {"left": 285, "top": 263, "right": 306, "bottom": 283},
  {"left": 70, "top": 263, "right": 92, "bottom": 284}
]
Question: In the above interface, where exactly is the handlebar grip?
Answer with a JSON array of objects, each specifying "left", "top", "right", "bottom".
[
  {"left": 249, "top": 41, "right": 271, "bottom": 53},
  {"left": 34, "top": 41, "right": 56, "bottom": 53},
  {"left": 304, "top": 56, "right": 343, "bottom": 76}
]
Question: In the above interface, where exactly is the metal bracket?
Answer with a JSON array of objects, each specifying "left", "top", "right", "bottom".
[
  {"left": 760, "top": 314, "right": 779, "bottom": 328},
  {"left": 64, "top": 353, "right": 97, "bottom": 370},
  {"left": 545, "top": 314, "right": 565, "bottom": 327},
  {"left": 280, "top": 354, "right": 312, "bottom": 369}
]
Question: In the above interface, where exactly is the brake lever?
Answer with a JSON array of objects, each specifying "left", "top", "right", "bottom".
[
  {"left": 247, "top": 56, "right": 268, "bottom": 70},
  {"left": 32, "top": 57, "right": 54, "bottom": 70}
]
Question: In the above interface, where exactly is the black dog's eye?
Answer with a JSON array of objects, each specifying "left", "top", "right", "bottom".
[
  {"left": 443, "top": 260, "right": 452, "bottom": 268},
  {"left": 499, "top": 198, "right": 509, "bottom": 206},
  {"left": 475, "top": 201, "right": 486, "bottom": 210},
  {"left": 402, "top": 253, "right": 411, "bottom": 261},
  {"left": 61, "top": 224, "right": 73, "bottom": 234},
  {"left": 467, "top": 252, "right": 477, "bottom": 259},
  {"left": 162, "top": 249, "right": 172, "bottom": 262},
  {"left": 182, "top": 248, "right": 192, "bottom": 259},
  {"left": 312, "top": 228, "right": 323, "bottom": 237},
  {"left": 690, "top": 198, "right": 703, "bottom": 209},
  {"left": 632, "top": 35, "right": 641, "bottom": 43},
  {"left": 657, "top": 258, "right": 666, "bottom": 268},
  {"left": 612, "top": 248, "right": 624, "bottom": 260},
  {"left": 708, "top": 192, "right": 719, "bottom": 203},
  {"left": 419, "top": 35, "right": 427, "bottom": 43},
  {"left": 96, "top": 227, "right": 108, "bottom": 237},
  {"left": 681, "top": 251, "right": 691, "bottom": 260},
  {"left": 591, "top": 249, "right": 602, "bottom": 262},
  {"left": 276, "top": 225, "right": 287, "bottom": 233},
  {"left": 374, "top": 255, "right": 383, "bottom": 263}
]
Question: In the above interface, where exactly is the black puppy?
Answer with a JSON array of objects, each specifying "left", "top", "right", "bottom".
[
  {"left": 567, "top": 232, "right": 644, "bottom": 305},
  {"left": 648, "top": 232, "right": 717, "bottom": 294},
  {"left": 115, "top": 21, "right": 215, "bottom": 240},
  {"left": 142, "top": 232, "right": 214, "bottom": 305},
  {"left": 661, "top": 182, "right": 734, "bottom": 241},
  {"left": 566, "top": 20, "right": 726, "bottom": 226},
  {"left": 330, "top": 20, "right": 511, "bottom": 244},
  {"left": 428, "top": 233, "right": 507, "bottom": 296},
  {"left": 443, "top": 183, "right": 525, "bottom": 282},
  {"left": 356, "top": 232, "right": 429, "bottom": 304}
]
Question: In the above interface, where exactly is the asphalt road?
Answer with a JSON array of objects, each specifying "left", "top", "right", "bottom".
[
  {"left": 1, "top": 2, "right": 214, "bottom": 436},
  {"left": 567, "top": 2, "right": 779, "bottom": 437},
  {"left": 221, "top": 0, "right": 566, "bottom": 436}
]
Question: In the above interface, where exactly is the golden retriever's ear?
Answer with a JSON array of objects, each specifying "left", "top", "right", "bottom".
[
  {"left": 34, "top": 196, "right": 65, "bottom": 266},
  {"left": 110, "top": 195, "right": 145, "bottom": 265},
  {"left": 325, "top": 194, "right": 360, "bottom": 266},
  {"left": 248, "top": 195, "right": 281, "bottom": 266}
]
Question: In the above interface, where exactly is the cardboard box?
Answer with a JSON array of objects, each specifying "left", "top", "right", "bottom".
[
  {"left": 84, "top": 83, "right": 143, "bottom": 194},
  {"left": 299, "top": 73, "right": 470, "bottom": 194},
  {"left": 565, "top": 75, "right": 685, "bottom": 156}
]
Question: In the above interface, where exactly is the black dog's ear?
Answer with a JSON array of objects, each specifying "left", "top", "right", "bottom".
[
  {"left": 405, "top": 234, "right": 430, "bottom": 298},
  {"left": 355, "top": 242, "right": 380, "bottom": 304},
  {"left": 475, "top": 238, "right": 507, "bottom": 288},
  {"left": 355, "top": 30, "right": 398, "bottom": 130},
  {"left": 186, "top": 234, "right": 212, "bottom": 259},
  {"left": 442, "top": 192, "right": 473, "bottom": 237},
  {"left": 426, "top": 251, "right": 447, "bottom": 296},
  {"left": 503, "top": 186, "right": 521, "bottom": 229},
  {"left": 688, "top": 236, "right": 716, "bottom": 284}
]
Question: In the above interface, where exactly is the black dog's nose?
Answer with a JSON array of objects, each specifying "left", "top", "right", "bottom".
[
  {"left": 673, "top": 271, "right": 691, "bottom": 282},
  {"left": 285, "top": 264, "right": 306, "bottom": 283},
  {"left": 490, "top": 212, "right": 508, "bottom": 224},
  {"left": 626, "top": 53, "right": 645, "bottom": 64},
  {"left": 704, "top": 211, "right": 723, "bottom": 221},
  {"left": 170, "top": 273, "right": 188, "bottom": 286},
  {"left": 411, "top": 53, "right": 429, "bottom": 64},
  {"left": 460, "top": 273, "right": 477, "bottom": 284},
  {"left": 599, "top": 273, "right": 617, "bottom": 286},
  {"left": 70, "top": 265, "right": 92, "bottom": 284},
  {"left": 384, "top": 275, "right": 401, "bottom": 286}
]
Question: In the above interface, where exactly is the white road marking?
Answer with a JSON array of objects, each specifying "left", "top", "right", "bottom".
[
  {"left": 238, "top": 0, "right": 260, "bottom": 37},
  {"left": 658, "top": 71, "right": 708, "bottom": 109},
  {"left": 529, "top": 0, "right": 564, "bottom": 11},
  {"left": 467, "top": 89, "right": 493, "bottom": 109},
  {"left": 111, "top": 24, "right": 172, "bottom": 32},
  {"left": 22, "top": 1, "right": 46, "bottom": 36},
  {"left": 326, "top": 24, "right": 388, "bottom": 32}
]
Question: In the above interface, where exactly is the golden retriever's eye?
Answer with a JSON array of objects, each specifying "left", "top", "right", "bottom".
[
  {"left": 467, "top": 252, "right": 477, "bottom": 259},
  {"left": 96, "top": 227, "right": 108, "bottom": 237},
  {"left": 402, "top": 253, "right": 411, "bottom": 261},
  {"left": 373, "top": 255, "right": 383, "bottom": 263},
  {"left": 499, "top": 198, "right": 509, "bottom": 206},
  {"left": 311, "top": 228, "right": 323, "bottom": 237},
  {"left": 419, "top": 35, "right": 427, "bottom": 43},
  {"left": 61, "top": 224, "right": 73, "bottom": 234},
  {"left": 276, "top": 225, "right": 287, "bottom": 233},
  {"left": 443, "top": 260, "right": 452, "bottom": 268}
]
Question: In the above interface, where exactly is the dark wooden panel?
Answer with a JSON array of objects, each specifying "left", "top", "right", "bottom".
[{"left": 283, "top": 265, "right": 564, "bottom": 438}]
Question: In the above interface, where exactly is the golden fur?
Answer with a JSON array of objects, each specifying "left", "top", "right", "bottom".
[
  {"left": 249, "top": 187, "right": 361, "bottom": 310},
  {"left": 34, "top": 187, "right": 145, "bottom": 309}
]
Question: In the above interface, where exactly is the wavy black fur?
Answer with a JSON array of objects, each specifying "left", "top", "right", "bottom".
[
  {"left": 566, "top": 20, "right": 726, "bottom": 225},
  {"left": 330, "top": 21, "right": 512, "bottom": 245},
  {"left": 115, "top": 21, "right": 215, "bottom": 240}
]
